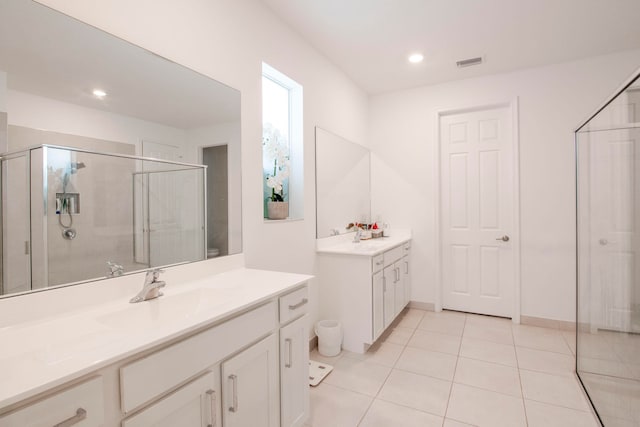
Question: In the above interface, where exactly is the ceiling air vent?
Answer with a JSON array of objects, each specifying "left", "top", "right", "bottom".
[{"left": 456, "top": 57, "right": 483, "bottom": 68}]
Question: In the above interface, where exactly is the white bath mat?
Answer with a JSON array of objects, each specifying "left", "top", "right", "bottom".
[{"left": 309, "top": 360, "right": 333, "bottom": 387}]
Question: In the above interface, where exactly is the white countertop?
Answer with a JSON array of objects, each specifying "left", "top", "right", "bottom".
[
  {"left": 316, "top": 229, "right": 411, "bottom": 256},
  {"left": 0, "top": 261, "right": 311, "bottom": 409}
]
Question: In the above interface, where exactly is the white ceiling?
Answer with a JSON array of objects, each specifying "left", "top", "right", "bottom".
[{"left": 262, "top": 0, "right": 640, "bottom": 94}]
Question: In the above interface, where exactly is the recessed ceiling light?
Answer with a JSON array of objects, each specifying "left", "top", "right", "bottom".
[
  {"left": 408, "top": 53, "right": 424, "bottom": 64},
  {"left": 92, "top": 89, "right": 107, "bottom": 98}
]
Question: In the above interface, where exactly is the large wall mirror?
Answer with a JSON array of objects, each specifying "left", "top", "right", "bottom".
[
  {"left": 0, "top": 0, "right": 242, "bottom": 298},
  {"left": 315, "top": 127, "right": 370, "bottom": 238}
]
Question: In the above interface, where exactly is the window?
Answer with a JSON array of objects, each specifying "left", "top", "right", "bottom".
[{"left": 262, "top": 62, "right": 303, "bottom": 220}]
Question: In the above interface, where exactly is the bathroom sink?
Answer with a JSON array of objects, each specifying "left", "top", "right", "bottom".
[{"left": 96, "top": 287, "right": 232, "bottom": 331}]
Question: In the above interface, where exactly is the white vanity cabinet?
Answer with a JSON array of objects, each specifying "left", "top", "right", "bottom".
[
  {"left": 0, "top": 271, "right": 311, "bottom": 427},
  {"left": 317, "top": 237, "right": 412, "bottom": 353}
]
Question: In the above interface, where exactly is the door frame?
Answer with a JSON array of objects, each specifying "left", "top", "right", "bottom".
[{"left": 434, "top": 98, "right": 521, "bottom": 323}]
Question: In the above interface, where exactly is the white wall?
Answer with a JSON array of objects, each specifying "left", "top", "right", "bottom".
[
  {"left": 35, "top": 0, "right": 369, "bottom": 332},
  {"left": 370, "top": 49, "right": 640, "bottom": 322}
]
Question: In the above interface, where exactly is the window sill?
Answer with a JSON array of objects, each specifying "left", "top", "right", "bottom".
[{"left": 263, "top": 217, "right": 304, "bottom": 223}]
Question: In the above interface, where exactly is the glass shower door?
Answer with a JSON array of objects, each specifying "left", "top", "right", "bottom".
[
  {"left": 576, "top": 74, "right": 640, "bottom": 426},
  {"left": 1, "top": 152, "right": 31, "bottom": 295}
]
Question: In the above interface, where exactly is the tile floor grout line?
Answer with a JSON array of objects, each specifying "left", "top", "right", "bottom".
[
  {"left": 356, "top": 310, "right": 424, "bottom": 427},
  {"left": 512, "top": 321, "right": 530, "bottom": 427},
  {"left": 442, "top": 312, "right": 466, "bottom": 423}
]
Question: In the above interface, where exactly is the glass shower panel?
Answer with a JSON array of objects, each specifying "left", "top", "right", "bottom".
[
  {"left": 45, "top": 146, "right": 141, "bottom": 286},
  {"left": 576, "top": 74, "right": 640, "bottom": 426},
  {"left": 1, "top": 153, "right": 30, "bottom": 295}
]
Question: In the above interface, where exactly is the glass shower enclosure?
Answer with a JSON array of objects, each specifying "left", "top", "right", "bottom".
[
  {"left": 1, "top": 145, "right": 206, "bottom": 296},
  {"left": 576, "top": 69, "right": 640, "bottom": 425}
]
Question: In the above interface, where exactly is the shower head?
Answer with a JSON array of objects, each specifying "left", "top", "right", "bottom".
[{"left": 68, "top": 162, "right": 86, "bottom": 174}]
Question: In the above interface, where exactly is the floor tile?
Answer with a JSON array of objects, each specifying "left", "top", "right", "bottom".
[
  {"left": 453, "top": 357, "right": 521, "bottom": 397},
  {"left": 512, "top": 324, "right": 571, "bottom": 354},
  {"left": 524, "top": 399, "right": 599, "bottom": 427},
  {"left": 459, "top": 336, "right": 517, "bottom": 367},
  {"left": 516, "top": 346, "right": 575, "bottom": 375},
  {"left": 408, "top": 329, "right": 461, "bottom": 355},
  {"left": 520, "top": 369, "right": 590, "bottom": 411},
  {"left": 343, "top": 342, "right": 404, "bottom": 367},
  {"left": 378, "top": 369, "right": 451, "bottom": 416},
  {"left": 358, "top": 399, "right": 443, "bottom": 427},
  {"left": 308, "top": 383, "right": 372, "bottom": 427},
  {"left": 579, "top": 371, "right": 640, "bottom": 423},
  {"left": 465, "top": 313, "right": 512, "bottom": 330},
  {"left": 396, "top": 346, "right": 457, "bottom": 381},
  {"left": 417, "top": 311, "right": 466, "bottom": 336},
  {"left": 381, "top": 326, "right": 415, "bottom": 346},
  {"left": 446, "top": 383, "right": 526, "bottom": 427},
  {"left": 463, "top": 322, "right": 514, "bottom": 345},
  {"left": 576, "top": 331, "right": 615, "bottom": 360},
  {"left": 322, "top": 356, "right": 392, "bottom": 397},
  {"left": 443, "top": 419, "right": 476, "bottom": 427},
  {"left": 310, "top": 348, "right": 344, "bottom": 365},
  {"left": 562, "top": 330, "right": 576, "bottom": 355},
  {"left": 396, "top": 309, "right": 426, "bottom": 329}
]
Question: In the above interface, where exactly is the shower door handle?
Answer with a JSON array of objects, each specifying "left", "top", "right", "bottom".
[{"left": 496, "top": 235, "right": 510, "bottom": 242}]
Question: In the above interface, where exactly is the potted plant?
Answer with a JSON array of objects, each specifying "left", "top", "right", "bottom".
[{"left": 263, "top": 123, "right": 290, "bottom": 219}]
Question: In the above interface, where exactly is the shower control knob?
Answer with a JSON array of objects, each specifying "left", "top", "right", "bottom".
[
  {"left": 599, "top": 238, "right": 608, "bottom": 246},
  {"left": 496, "top": 235, "right": 510, "bottom": 242}
]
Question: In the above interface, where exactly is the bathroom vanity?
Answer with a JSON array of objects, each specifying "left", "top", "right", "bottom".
[
  {"left": 0, "top": 256, "right": 311, "bottom": 427},
  {"left": 316, "top": 231, "right": 412, "bottom": 353}
]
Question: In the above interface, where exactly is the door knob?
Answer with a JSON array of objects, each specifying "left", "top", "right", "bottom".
[{"left": 496, "top": 235, "right": 510, "bottom": 242}]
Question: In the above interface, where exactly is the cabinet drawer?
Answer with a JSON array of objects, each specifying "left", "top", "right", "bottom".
[
  {"left": 383, "top": 246, "right": 403, "bottom": 266},
  {"left": 120, "top": 301, "right": 277, "bottom": 413},
  {"left": 279, "top": 286, "right": 309, "bottom": 324},
  {"left": 372, "top": 254, "right": 384, "bottom": 272},
  {"left": 0, "top": 376, "right": 104, "bottom": 427}
]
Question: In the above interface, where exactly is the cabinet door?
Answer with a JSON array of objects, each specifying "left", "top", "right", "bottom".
[
  {"left": 280, "top": 315, "right": 309, "bottom": 427},
  {"left": 393, "top": 261, "right": 405, "bottom": 316},
  {"left": 403, "top": 255, "right": 411, "bottom": 306},
  {"left": 222, "top": 334, "right": 279, "bottom": 427},
  {"left": 382, "top": 265, "right": 396, "bottom": 328},
  {"left": 122, "top": 371, "right": 220, "bottom": 427},
  {"left": 372, "top": 270, "right": 384, "bottom": 340}
]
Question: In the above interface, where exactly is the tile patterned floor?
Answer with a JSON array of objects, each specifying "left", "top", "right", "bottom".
[{"left": 305, "top": 308, "right": 600, "bottom": 427}]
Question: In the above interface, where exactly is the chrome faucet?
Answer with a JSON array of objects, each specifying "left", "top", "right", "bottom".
[
  {"left": 107, "top": 261, "right": 124, "bottom": 277},
  {"left": 129, "top": 269, "right": 166, "bottom": 303},
  {"left": 353, "top": 227, "right": 363, "bottom": 243}
]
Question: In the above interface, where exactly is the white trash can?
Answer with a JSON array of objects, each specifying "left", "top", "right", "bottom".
[{"left": 315, "top": 320, "right": 343, "bottom": 357}]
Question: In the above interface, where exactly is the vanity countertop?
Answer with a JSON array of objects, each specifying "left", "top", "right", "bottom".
[
  {"left": 316, "top": 229, "right": 411, "bottom": 256},
  {"left": 0, "top": 263, "right": 311, "bottom": 409}
]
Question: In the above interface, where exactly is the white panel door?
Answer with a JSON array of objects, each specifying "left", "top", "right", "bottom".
[
  {"left": 588, "top": 129, "right": 640, "bottom": 332},
  {"left": 440, "top": 106, "right": 514, "bottom": 317}
]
